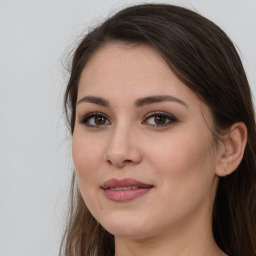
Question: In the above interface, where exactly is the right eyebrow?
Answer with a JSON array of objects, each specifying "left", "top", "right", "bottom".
[{"left": 76, "top": 96, "right": 110, "bottom": 107}]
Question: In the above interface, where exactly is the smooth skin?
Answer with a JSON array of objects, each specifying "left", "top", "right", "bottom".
[{"left": 72, "top": 43, "right": 247, "bottom": 256}]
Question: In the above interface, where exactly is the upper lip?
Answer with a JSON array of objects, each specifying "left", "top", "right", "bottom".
[{"left": 101, "top": 178, "right": 153, "bottom": 189}]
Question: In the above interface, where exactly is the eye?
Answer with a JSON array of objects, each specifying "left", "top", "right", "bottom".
[
  {"left": 79, "top": 112, "right": 111, "bottom": 127},
  {"left": 143, "top": 112, "right": 177, "bottom": 127}
]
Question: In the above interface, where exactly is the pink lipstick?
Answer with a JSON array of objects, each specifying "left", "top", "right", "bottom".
[{"left": 101, "top": 178, "right": 153, "bottom": 202}]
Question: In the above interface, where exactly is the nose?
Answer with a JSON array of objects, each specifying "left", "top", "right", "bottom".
[{"left": 104, "top": 123, "right": 142, "bottom": 168}]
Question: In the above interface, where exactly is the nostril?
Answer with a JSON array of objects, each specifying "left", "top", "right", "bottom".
[
  {"left": 104, "top": 145, "right": 142, "bottom": 167},
  {"left": 106, "top": 160, "right": 112, "bottom": 165},
  {"left": 106, "top": 159, "right": 132, "bottom": 167}
]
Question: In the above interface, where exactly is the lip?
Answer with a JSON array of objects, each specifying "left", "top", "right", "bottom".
[{"left": 101, "top": 178, "right": 153, "bottom": 202}]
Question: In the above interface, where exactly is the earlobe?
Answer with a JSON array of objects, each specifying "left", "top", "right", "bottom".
[{"left": 215, "top": 122, "right": 247, "bottom": 177}]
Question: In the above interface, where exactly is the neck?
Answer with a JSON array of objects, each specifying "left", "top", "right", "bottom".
[
  {"left": 114, "top": 200, "right": 227, "bottom": 256},
  {"left": 115, "top": 231, "right": 225, "bottom": 256}
]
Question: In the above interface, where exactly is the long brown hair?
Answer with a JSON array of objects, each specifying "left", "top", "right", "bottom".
[{"left": 60, "top": 4, "right": 256, "bottom": 256}]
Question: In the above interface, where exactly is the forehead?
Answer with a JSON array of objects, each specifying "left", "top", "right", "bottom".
[
  {"left": 79, "top": 43, "right": 179, "bottom": 95},
  {"left": 79, "top": 43, "right": 172, "bottom": 88},
  {"left": 78, "top": 43, "right": 205, "bottom": 106}
]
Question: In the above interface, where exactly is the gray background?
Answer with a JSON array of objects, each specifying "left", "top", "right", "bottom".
[{"left": 0, "top": 0, "right": 255, "bottom": 255}]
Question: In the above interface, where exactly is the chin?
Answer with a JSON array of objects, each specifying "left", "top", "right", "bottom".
[
  {"left": 106, "top": 225, "right": 151, "bottom": 239},
  {"left": 98, "top": 212, "right": 153, "bottom": 238}
]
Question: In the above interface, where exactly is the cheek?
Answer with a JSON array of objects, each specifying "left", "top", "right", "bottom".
[
  {"left": 72, "top": 131, "right": 102, "bottom": 184},
  {"left": 146, "top": 134, "right": 217, "bottom": 222},
  {"left": 146, "top": 129, "right": 217, "bottom": 193},
  {"left": 72, "top": 133, "right": 105, "bottom": 214}
]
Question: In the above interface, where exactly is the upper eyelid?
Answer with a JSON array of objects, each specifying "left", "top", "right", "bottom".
[
  {"left": 80, "top": 111, "right": 110, "bottom": 118},
  {"left": 144, "top": 111, "right": 177, "bottom": 119},
  {"left": 142, "top": 112, "right": 178, "bottom": 127},
  {"left": 79, "top": 112, "right": 111, "bottom": 123}
]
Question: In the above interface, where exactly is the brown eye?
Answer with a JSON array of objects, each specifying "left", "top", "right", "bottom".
[
  {"left": 143, "top": 112, "right": 177, "bottom": 127},
  {"left": 80, "top": 113, "right": 111, "bottom": 127},
  {"left": 94, "top": 116, "right": 107, "bottom": 125},
  {"left": 154, "top": 115, "right": 167, "bottom": 125}
]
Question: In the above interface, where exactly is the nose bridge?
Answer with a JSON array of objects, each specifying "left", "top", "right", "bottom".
[
  {"left": 111, "top": 120, "right": 130, "bottom": 146},
  {"left": 105, "top": 119, "right": 141, "bottom": 167}
]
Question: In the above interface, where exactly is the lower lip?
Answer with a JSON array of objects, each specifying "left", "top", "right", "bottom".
[{"left": 103, "top": 188, "right": 152, "bottom": 202}]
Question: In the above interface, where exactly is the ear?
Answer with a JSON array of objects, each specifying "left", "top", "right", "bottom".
[{"left": 215, "top": 122, "right": 247, "bottom": 177}]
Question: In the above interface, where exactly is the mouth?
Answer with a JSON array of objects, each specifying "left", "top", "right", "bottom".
[
  {"left": 101, "top": 178, "right": 153, "bottom": 202},
  {"left": 109, "top": 186, "right": 141, "bottom": 191}
]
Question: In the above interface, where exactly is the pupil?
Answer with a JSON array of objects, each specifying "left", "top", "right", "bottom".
[
  {"left": 95, "top": 116, "right": 106, "bottom": 125},
  {"left": 155, "top": 115, "right": 166, "bottom": 124}
]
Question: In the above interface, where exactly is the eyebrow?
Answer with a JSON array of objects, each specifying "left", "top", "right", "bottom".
[
  {"left": 135, "top": 95, "right": 188, "bottom": 108},
  {"left": 77, "top": 96, "right": 110, "bottom": 107},
  {"left": 76, "top": 95, "right": 187, "bottom": 108}
]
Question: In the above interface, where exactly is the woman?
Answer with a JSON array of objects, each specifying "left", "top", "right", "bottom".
[{"left": 60, "top": 4, "right": 256, "bottom": 256}]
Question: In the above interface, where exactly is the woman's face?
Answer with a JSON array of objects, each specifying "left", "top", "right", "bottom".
[{"left": 73, "top": 43, "right": 220, "bottom": 239}]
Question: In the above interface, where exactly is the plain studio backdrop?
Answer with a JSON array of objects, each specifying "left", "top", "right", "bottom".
[{"left": 0, "top": 0, "right": 255, "bottom": 255}]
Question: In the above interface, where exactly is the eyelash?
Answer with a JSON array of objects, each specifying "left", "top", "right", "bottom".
[
  {"left": 142, "top": 111, "right": 177, "bottom": 127},
  {"left": 79, "top": 111, "right": 177, "bottom": 128},
  {"left": 79, "top": 112, "right": 111, "bottom": 127}
]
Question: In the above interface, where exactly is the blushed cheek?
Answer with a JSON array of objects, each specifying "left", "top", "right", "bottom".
[
  {"left": 72, "top": 144, "right": 97, "bottom": 204},
  {"left": 72, "top": 140, "right": 90, "bottom": 177},
  {"left": 72, "top": 137, "right": 104, "bottom": 186},
  {"left": 155, "top": 135, "right": 214, "bottom": 180},
  {"left": 73, "top": 151, "right": 95, "bottom": 178}
]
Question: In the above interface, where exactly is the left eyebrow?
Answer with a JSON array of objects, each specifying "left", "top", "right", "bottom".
[{"left": 135, "top": 95, "right": 188, "bottom": 108}]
